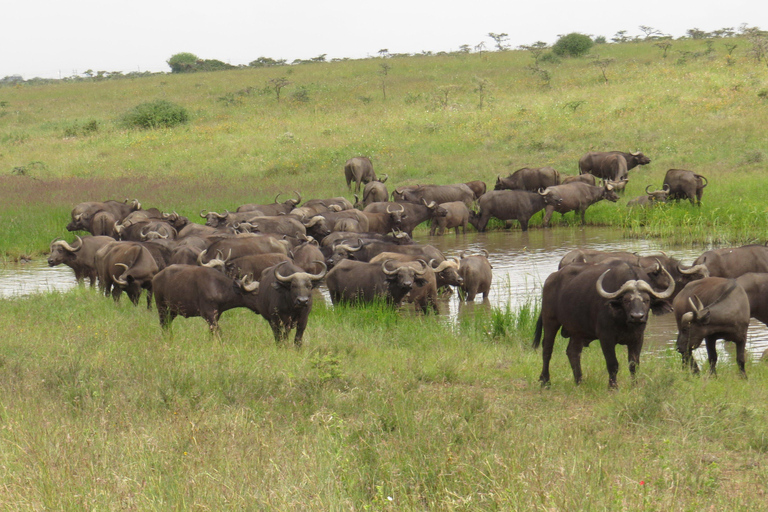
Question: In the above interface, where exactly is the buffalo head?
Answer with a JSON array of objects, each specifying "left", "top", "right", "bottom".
[{"left": 273, "top": 261, "right": 327, "bottom": 308}]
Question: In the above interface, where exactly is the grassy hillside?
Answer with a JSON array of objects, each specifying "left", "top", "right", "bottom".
[{"left": 1, "top": 37, "right": 767, "bottom": 258}]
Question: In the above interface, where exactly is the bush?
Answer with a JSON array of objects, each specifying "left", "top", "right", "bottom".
[
  {"left": 552, "top": 33, "right": 594, "bottom": 57},
  {"left": 167, "top": 52, "right": 199, "bottom": 73},
  {"left": 121, "top": 100, "right": 189, "bottom": 129}
]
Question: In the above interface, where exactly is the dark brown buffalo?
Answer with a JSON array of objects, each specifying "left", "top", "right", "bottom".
[
  {"left": 202, "top": 234, "right": 290, "bottom": 263},
  {"left": 255, "top": 261, "right": 326, "bottom": 346},
  {"left": 539, "top": 181, "right": 620, "bottom": 226},
  {"left": 562, "top": 174, "right": 596, "bottom": 186},
  {"left": 396, "top": 184, "right": 474, "bottom": 207},
  {"left": 343, "top": 240, "right": 445, "bottom": 266},
  {"left": 494, "top": 167, "right": 561, "bottom": 192},
  {"left": 693, "top": 244, "right": 768, "bottom": 278},
  {"left": 430, "top": 201, "right": 469, "bottom": 235},
  {"left": 736, "top": 273, "right": 768, "bottom": 328},
  {"left": 357, "top": 175, "right": 389, "bottom": 208},
  {"left": 302, "top": 197, "right": 354, "bottom": 212},
  {"left": 115, "top": 219, "right": 178, "bottom": 241},
  {"left": 391, "top": 185, "right": 420, "bottom": 202},
  {"left": 464, "top": 180, "right": 487, "bottom": 199},
  {"left": 458, "top": 250, "right": 493, "bottom": 301},
  {"left": 320, "top": 230, "right": 411, "bottom": 248},
  {"left": 558, "top": 249, "right": 708, "bottom": 300},
  {"left": 67, "top": 199, "right": 141, "bottom": 233},
  {"left": 360, "top": 204, "right": 406, "bottom": 234},
  {"left": 48, "top": 235, "right": 115, "bottom": 287},
  {"left": 153, "top": 264, "right": 260, "bottom": 334},
  {"left": 302, "top": 210, "right": 370, "bottom": 240},
  {"left": 326, "top": 259, "right": 428, "bottom": 307},
  {"left": 427, "top": 257, "right": 464, "bottom": 290},
  {"left": 673, "top": 277, "right": 750, "bottom": 377},
  {"left": 236, "top": 191, "right": 301, "bottom": 215},
  {"left": 364, "top": 200, "right": 447, "bottom": 236},
  {"left": 290, "top": 240, "right": 326, "bottom": 274},
  {"left": 344, "top": 157, "right": 376, "bottom": 192},
  {"left": 533, "top": 260, "right": 675, "bottom": 387},
  {"left": 369, "top": 253, "right": 440, "bottom": 313},
  {"left": 626, "top": 184, "right": 670, "bottom": 208},
  {"left": 95, "top": 241, "right": 159, "bottom": 307},
  {"left": 468, "top": 190, "right": 547, "bottom": 232},
  {"left": 663, "top": 169, "right": 708, "bottom": 206},
  {"left": 578, "top": 151, "right": 651, "bottom": 181}
]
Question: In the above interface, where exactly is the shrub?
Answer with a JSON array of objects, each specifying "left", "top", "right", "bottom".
[
  {"left": 167, "top": 53, "right": 199, "bottom": 73},
  {"left": 121, "top": 100, "right": 189, "bottom": 129},
  {"left": 552, "top": 33, "right": 594, "bottom": 57}
]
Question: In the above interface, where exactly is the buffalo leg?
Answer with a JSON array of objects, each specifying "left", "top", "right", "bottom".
[
  {"left": 627, "top": 341, "right": 643, "bottom": 380},
  {"left": 704, "top": 336, "right": 718, "bottom": 376},
  {"left": 538, "top": 324, "right": 559, "bottom": 387},
  {"left": 735, "top": 337, "right": 748, "bottom": 378},
  {"left": 599, "top": 339, "right": 620, "bottom": 388},
  {"left": 566, "top": 338, "right": 586, "bottom": 385},
  {"left": 542, "top": 207, "right": 554, "bottom": 227},
  {"left": 270, "top": 322, "right": 286, "bottom": 343}
]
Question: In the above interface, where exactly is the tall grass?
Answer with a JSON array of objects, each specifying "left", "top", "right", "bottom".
[
  {"left": 1, "top": 37, "right": 768, "bottom": 258},
  {"left": 1, "top": 289, "right": 767, "bottom": 508}
]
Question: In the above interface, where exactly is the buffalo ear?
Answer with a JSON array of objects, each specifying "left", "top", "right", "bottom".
[
  {"left": 698, "top": 309, "right": 711, "bottom": 325},
  {"left": 651, "top": 299, "right": 674, "bottom": 316},
  {"left": 415, "top": 277, "right": 429, "bottom": 287},
  {"left": 271, "top": 282, "right": 282, "bottom": 290}
]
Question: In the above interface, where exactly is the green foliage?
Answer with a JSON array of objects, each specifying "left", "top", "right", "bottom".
[
  {"left": 62, "top": 119, "right": 99, "bottom": 137},
  {"left": 120, "top": 100, "right": 189, "bottom": 129},
  {"left": 166, "top": 52, "right": 199, "bottom": 73},
  {"left": 552, "top": 33, "right": 594, "bottom": 57}
]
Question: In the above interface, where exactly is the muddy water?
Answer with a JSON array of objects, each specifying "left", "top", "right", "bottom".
[{"left": 2, "top": 227, "right": 766, "bottom": 362}]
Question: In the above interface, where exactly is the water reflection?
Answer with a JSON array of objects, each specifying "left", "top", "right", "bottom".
[{"left": 2, "top": 227, "right": 766, "bottom": 361}]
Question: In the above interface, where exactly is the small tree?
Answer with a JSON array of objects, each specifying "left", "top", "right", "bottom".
[
  {"left": 379, "top": 62, "right": 391, "bottom": 100},
  {"left": 378, "top": 49, "right": 389, "bottom": 58},
  {"left": 487, "top": 32, "right": 510, "bottom": 51},
  {"left": 639, "top": 25, "right": 663, "bottom": 39},
  {"left": 518, "top": 41, "right": 549, "bottom": 65},
  {"left": 269, "top": 77, "right": 292, "bottom": 103},
  {"left": 472, "top": 77, "right": 491, "bottom": 109},
  {"left": 612, "top": 30, "right": 630, "bottom": 43},
  {"left": 591, "top": 56, "right": 614, "bottom": 83},
  {"left": 552, "top": 33, "right": 594, "bottom": 57},
  {"left": 654, "top": 41, "right": 673, "bottom": 58},
  {"left": 167, "top": 52, "right": 199, "bottom": 73}
]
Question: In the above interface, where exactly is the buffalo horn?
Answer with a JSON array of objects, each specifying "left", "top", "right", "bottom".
[
  {"left": 663, "top": 184, "right": 671, "bottom": 192},
  {"left": 381, "top": 259, "right": 399, "bottom": 275},
  {"left": 481, "top": 249, "right": 489, "bottom": 259},
  {"left": 113, "top": 263, "right": 130, "bottom": 285},
  {"left": 74, "top": 213, "right": 83, "bottom": 222},
  {"left": 636, "top": 267, "right": 676, "bottom": 299},
  {"left": 645, "top": 185, "right": 653, "bottom": 195},
  {"left": 688, "top": 296, "right": 700, "bottom": 314},
  {"left": 699, "top": 175, "right": 709, "bottom": 187},
  {"left": 292, "top": 190, "right": 301, "bottom": 205},
  {"left": 414, "top": 259, "right": 428, "bottom": 276},
  {"left": 679, "top": 263, "right": 709, "bottom": 278},
  {"left": 328, "top": 205, "right": 342, "bottom": 212},
  {"left": 304, "top": 216, "right": 323, "bottom": 228},
  {"left": 199, "top": 210, "right": 209, "bottom": 218},
  {"left": 596, "top": 270, "right": 640, "bottom": 299},
  {"left": 239, "top": 278, "right": 260, "bottom": 293},
  {"left": 380, "top": 174, "right": 389, "bottom": 183},
  {"left": 538, "top": 188, "right": 551, "bottom": 196}
]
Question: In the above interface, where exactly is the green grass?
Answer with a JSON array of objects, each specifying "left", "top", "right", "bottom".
[
  {"left": 1, "top": 289, "right": 767, "bottom": 509},
  {"left": 1, "top": 37, "right": 768, "bottom": 258}
]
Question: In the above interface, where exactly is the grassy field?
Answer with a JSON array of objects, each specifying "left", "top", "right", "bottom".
[
  {"left": 2, "top": 36, "right": 768, "bottom": 509},
  {"left": 1, "top": 36, "right": 767, "bottom": 259}
]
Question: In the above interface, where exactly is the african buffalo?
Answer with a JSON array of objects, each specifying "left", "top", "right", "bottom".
[
  {"left": 237, "top": 191, "right": 302, "bottom": 215},
  {"left": 539, "top": 181, "right": 620, "bottom": 226},
  {"left": 430, "top": 201, "right": 469, "bottom": 235},
  {"left": 494, "top": 167, "right": 560, "bottom": 192},
  {"left": 369, "top": 253, "right": 441, "bottom": 313},
  {"left": 626, "top": 184, "right": 670, "bottom": 208},
  {"left": 364, "top": 200, "right": 447, "bottom": 236},
  {"left": 344, "top": 157, "right": 376, "bottom": 192},
  {"left": 562, "top": 174, "right": 596, "bottom": 186},
  {"left": 255, "top": 261, "right": 326, "bottom": 346},
  {"left": 360, "top": 204, "right": 406, "bottom": 234},
  {"left": 533, "top": 260, "right": 675, "bottom": 387},
  {"left": 557, "top": 249, "right": 708, "bottom": 299},
  {"left": 326, "top": 259, "right": 428, "bottom": 307},
  {"left": 95, "top": 241, "right": 160, "bottom": 307},
  {"left": 663, "top": 169, "right": 708, "bottom": 206},
  {"left": 67, "top": 199, "right": 141, "bottom": 233},
  {"left": 468, "top": 190, "right": 547, "bottom": 232},
  {"left": 693, "top": 244, "right": 768, "bottom": 278},
  {"left": 320, "top": 230, "right": 411, "bottom": 248},
  {"left": 736, "top": 273, "right": 768, "bottom": 328},
  {"left": 153, "top": 264, "right": 260, "bottom": 334},
  {"left": 202, "top": 234, "right": 290, "bottom": 263},
  {"left": 578, "top": 151, "right": 651, "bottom": 181},
  {"left": 357, "top": 175, "right": 389, "bottom": 208},
  {"left": 396, "top": 184, "right": 475, "bottom": 207},
  {"left": 458, "top": 250, "right": 493, "bottom": 301},
  {"left": 224, "top": 253, "right": 291, "bottom": 281},
  {"left": 673, "top": 277, "right": 750, "bottom": 377},
  {"left": 464, "top": 180, "right": 487, "bottom": 199},
  {"left": 48, "top": 235, "right": 115, "bottom": 287}
]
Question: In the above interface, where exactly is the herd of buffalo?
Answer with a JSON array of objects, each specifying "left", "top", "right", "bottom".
[{"left": 47, "top": 149, "right": 764, "bottom": 388}]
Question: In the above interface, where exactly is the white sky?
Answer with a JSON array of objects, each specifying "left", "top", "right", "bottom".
[{"left": 3, "top": 0, "right": 766, "bottom": 79}]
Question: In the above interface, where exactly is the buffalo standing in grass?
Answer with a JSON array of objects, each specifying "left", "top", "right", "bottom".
[
  {"left": 356, "top": 175, "right": 389, "bottom": 208},
  {"left": 344, "top": 157, "right": 376, "bottom": 192},
  {"left": 578, "top": 151, "right": 651, "bottom": 181},
  {"left": 255, "top": 261, "right": 326, "bottom": 346},
  {"left": 48, "top": 235, "right": 115, "bottom": 287},
  {"left": 627, "top": 185, "right": 670, "bottom": 208},
  {"left": 663, "top": 169, "right": 708, "bottom": 206},
  {"left": 67, "top": 199, "right": 141, "bottom": 234},
  {"left": 495, "top": 167, "right": 561, "bottom": 192},
  {"left": 534, "top": 260, "right": 675, "bottom": 388},
  {"left": 95, "top": 241, "right": 159, "bottom": 307},
  {"left": 153, "top": 264, "right": 260, "bottom": 334},
  {"left": 673, "top": 277, "right": 750, "bottom": 377},
  {"left": 326, "top": 259, "right": 428, "bottom": 307},
  {"left": 539, "top": 181, "right": 619, "bottom": 226}
]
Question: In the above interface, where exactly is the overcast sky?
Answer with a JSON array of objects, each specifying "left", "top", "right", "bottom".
[{"left": 3, "top": 1, "right": 766, "bottom": 79}]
